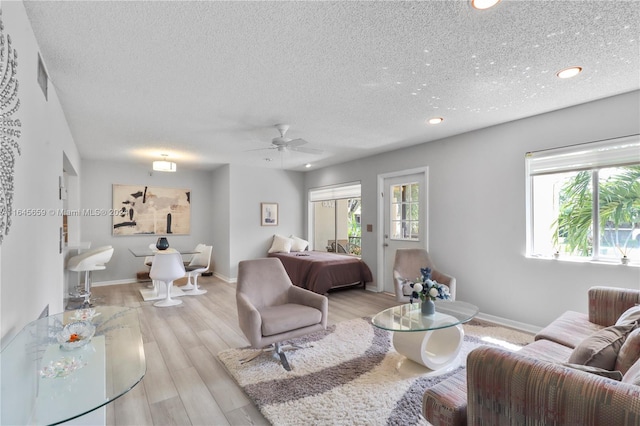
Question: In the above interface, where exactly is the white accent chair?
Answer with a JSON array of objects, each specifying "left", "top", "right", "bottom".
[
  {"left": 182, "top": 245, "right": 212, "bottom": 296},
  {"left": 393, "top": 248, "right": 456, "bottom": 302},
  {"left": 149, "top": 251, "right": 186, "bottom": 307},
  {"left": 67, "top": 245, "right": 114, "bottom": 306},
  {"left": 180, "top": 243, "right": 207, "bottom": 291}
]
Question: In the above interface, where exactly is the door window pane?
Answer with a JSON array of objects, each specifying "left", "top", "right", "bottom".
[{"left": 390, "top": 182, "right": 419, "bottom": 241}]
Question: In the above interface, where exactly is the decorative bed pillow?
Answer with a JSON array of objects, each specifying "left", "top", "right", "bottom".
[
  {"left": 267, "top": 234, "right": 292, "bottom": 254},
  {"left": 560, "top": 363, "right": 623, "bottom": 381},
  {"left": 289, "top": 235, "right": 309, "bottom": 252},
  {"left": 567, "top": 322, "right": 637, "bottom": 370},
  {"left": 615, "top": 327, "right": 640, "bottom": 375},
  {"left": 616, "top": 304, "right": 640, "bottom": 326}
]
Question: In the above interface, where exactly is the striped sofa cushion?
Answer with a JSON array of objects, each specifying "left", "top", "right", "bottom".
[
  {"left": 534, "top": 310, "right": 604, "bottom": 348},
  {"left": 422, "top": 368, "right": 467, "bottom": 426},
  {"left": 466, "top": 346, "right": 640, "bottom": 425}
]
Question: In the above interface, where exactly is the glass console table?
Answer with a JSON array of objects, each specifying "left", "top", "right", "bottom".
[
  {"left": 0, "top": 306, "right": 146, "bottom": 425},
  {"left": 372, "top": 300, "right": 479, "bottom": 373}
]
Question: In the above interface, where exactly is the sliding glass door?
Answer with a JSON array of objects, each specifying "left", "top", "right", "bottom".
[{"left": 309, "top": 183, "right": 361, "bottom": 256}]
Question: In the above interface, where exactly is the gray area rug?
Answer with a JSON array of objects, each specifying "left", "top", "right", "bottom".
[{"left": 217, "top": 317, "right": 533, "bottom": 426}]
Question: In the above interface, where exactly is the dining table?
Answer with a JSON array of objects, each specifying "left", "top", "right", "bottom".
[{"left": 129, "top": 247, "right": 200, "bottom": 301}]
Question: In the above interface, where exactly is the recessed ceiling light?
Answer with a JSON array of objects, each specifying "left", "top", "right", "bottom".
[
  {"left": 556, "top": 66, "right": 583, "bottom": 79},
  {"left": 427, "top": 117, "right": 444, "bottom": 125},
  {"left": 305, "top": 163, "right": 312, "bottom": 168},
  {"left": 471, "top": 0, "right": 501, "bottom": 10}
]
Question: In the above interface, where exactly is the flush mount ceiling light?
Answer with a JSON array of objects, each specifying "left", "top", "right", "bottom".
[
  {"left": 556, "top": 66, "right": 583, "bottom": 79},
  {"left": 427, "top": 117, "right": 444, "bottom": 125},
  {"left": 471, "top": 0, "right": 501, "bottom": 10},
  {"left": 152, "top": 154, "right": 176, "bottom": 172}
]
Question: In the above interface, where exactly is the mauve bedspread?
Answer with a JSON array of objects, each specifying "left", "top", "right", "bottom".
[{"left": 268, "top": 251, "right": 373, "bottom": 294}]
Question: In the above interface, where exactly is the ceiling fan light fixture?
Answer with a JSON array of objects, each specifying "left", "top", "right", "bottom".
[
  {"left": 556, "top": 66, "right": 583, "bottom": 79},
  {"left": 427, "top": 117, "right": 444, "bottom": 125},
  {"left": 152, "top": 154, "right": 176, "bottom": 172},
  {"left": 471, "top": 0, "right": 501, "bottom": 10}
]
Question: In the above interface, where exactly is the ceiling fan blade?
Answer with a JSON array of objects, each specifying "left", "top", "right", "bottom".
[
  {"left": 289, "top": 145, "right": 323, "bottom": 155},
  {"left": 286, "top": 138, "right": 308, "bottom": 147},
  {"left": 245, "top": 146, "right": 277, "bottom": 152}
]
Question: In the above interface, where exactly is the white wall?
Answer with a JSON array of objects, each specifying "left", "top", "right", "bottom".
[
  {"left": 79, "top": 160, "right": 214, "bottom": 283},
  {"left": 210, "top": 165, "right": 231, "bottom": 279},
  {"left": 1, "top": 1, "right": 81, "bottom": 344},
  {"left": 305, "top": 91, "right": 640, "bottom": 328},
  {"left": 228, "top": 164, "right": 305, "bottom": 279}
]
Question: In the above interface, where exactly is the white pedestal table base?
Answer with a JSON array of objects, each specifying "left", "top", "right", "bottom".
[{"left": 392, "top": 323, "right": 464, "bottom": 373}]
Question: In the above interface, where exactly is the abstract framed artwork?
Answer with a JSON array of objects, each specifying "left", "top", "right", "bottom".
[
  {"left": 261, "top": 202, "right": 278, "bottom": 226},
  {"left": 113, "top": 184, "right": 191, "bottom": 235}
]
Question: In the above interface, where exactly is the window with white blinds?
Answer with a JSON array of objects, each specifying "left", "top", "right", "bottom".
[{"left": 525, "top": 134, "right": 640, "bottom": 264}]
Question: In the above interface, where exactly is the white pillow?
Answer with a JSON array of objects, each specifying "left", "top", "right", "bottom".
[
  {"left": 289, "top": 235, "right": 309, "bottom": 252},
  {"left": 268, "top": 234, "right": 292, "bottom": 253},
  {"left": 616, "top": 305, "right": 640, "bottom": 326}
]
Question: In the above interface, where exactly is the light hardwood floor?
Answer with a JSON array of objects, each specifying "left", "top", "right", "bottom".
[{"left": 91, "top": 276, "right": 400, "bottom": 425}]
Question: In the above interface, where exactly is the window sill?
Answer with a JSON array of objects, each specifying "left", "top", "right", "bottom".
[{"left": 526, "top": 254, "right": 639, "bottom": 267}]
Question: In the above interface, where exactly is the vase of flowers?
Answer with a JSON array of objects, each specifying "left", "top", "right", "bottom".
[
  {"left": 408, "top": 267, "right": 451, "bottom": 316},
  {"left": 421, "top": 298, "right": 435, "bottom": 315}
]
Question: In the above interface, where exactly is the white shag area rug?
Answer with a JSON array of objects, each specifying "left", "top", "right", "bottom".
[{"left": 217, "top": 318, "right": 533, "bottom": 426}]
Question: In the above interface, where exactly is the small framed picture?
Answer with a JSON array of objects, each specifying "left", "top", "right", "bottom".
[{"left": 261, "top": 202, "right": 278, "bottom": 226}]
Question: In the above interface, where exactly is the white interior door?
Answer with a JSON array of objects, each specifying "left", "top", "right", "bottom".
[{"left": 381, "top": 170, "right": 427, "bottom": 294}]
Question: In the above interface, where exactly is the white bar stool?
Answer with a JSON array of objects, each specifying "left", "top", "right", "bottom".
[{"left": 67, "top": 246, "right": 114, "bottom": 306}]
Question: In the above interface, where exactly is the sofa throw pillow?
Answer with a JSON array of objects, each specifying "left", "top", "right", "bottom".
[
  {"left": 267, "top": 234, "right": 292, "bottom": 254},
  {"left": 289, "top": 235, "right": 309, "bottom": 252},
  {"left": 615, "top": 327, "right": 640, "bottom": 375},
  {"left": 567, "top": 322, "right": 637, "bottom": 370},
  {"left": 560, "top": 363, "right": 623, "bottom": 381},
  {"left": 616, "top": 304, "right": 640, "bottom": 326}
]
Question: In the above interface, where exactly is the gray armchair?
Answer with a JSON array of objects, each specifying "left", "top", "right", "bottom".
[
  {"left": 236, "top": 257, "right": 328, "bottom": 370},
  {"left": 393, "top": 248, "right": 456, "bottom": 302}
]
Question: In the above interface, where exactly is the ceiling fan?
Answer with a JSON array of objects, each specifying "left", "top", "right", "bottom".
[{"left": 251, "top": 124, "right": 322, "bottom": 155}]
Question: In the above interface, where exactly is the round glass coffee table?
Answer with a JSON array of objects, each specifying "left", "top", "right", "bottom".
[{"left": 372, "top": 300, "right": 479, "bottom": 373}]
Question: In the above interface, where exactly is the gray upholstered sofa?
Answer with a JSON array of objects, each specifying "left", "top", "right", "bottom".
[{"left": 423, "top": 286, "right": 640, "bottom": 425}]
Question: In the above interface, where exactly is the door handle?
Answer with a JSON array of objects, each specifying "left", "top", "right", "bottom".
[{"left": 383, "top": 243, "right": 389, "bottom": 247}]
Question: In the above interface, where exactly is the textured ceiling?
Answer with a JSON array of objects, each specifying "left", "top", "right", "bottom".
[{"left": 23, "top": 0, "right": 640, "bottom": 171}]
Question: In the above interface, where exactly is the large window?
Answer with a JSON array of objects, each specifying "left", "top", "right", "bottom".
[
  {"left": 309, "top": 183, "right": 361, "bottom": 256},
  {"left": 526, "top": 135, "right": 640, "bottom": 264}
]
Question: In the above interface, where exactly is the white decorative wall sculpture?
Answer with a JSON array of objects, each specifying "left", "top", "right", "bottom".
[{"left": 0, "top": 10, "right": 22, "bottom": 244}]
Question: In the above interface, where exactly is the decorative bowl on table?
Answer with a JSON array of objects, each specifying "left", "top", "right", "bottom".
[
  {"left": 57, "top": 320, "right": 96, "bottom": 350},
  {"left": 71, "top": 308, "right": 100, "bottom": 322},
  {"left": 39, "top": 356, "right": 86, "bottom": 378}
]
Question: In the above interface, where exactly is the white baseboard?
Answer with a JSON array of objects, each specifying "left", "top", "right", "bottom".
[
  {"left": 214, "top": 272, "right": 236, "bottom": 283},
  {"left": 92, "top": 279, "right": 137, "bottom": 287},
  {"left": 93, "top": 273, "right": 236, "bottom": 287},
  {"left": 476, "top": 312, "right": 542, "bottom": 335}
]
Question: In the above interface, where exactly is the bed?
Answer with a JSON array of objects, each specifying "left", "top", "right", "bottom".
[{"left": 268, "top": 251, "right": 373, "bottom": 295}]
